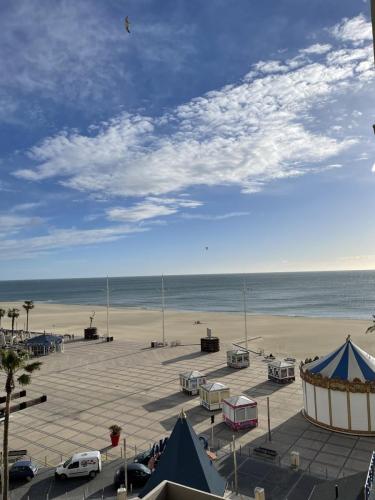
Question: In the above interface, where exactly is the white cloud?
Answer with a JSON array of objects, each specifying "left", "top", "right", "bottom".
[
  {"left": 181, "top": 211, "right": 250, "bottom": 221},
  {"left": 15, "top": 17, "right": 374, "bottom": 202},
  {"left": 107, "top": 197, "right": 201, "bottom": 223},
  {"left": 300, "top": 43, "right": 332, "bottom": 55},
  {"left": 0, "top": 214, "right": 43, "bottom": 234},
  {"left": 331, "top": 14, "right": 373, "bottom": 44},
  {"left": 0, "top": 225, "right": 146, "bottom": 259},
  {"left": 10, "top": 202, "right": 43, "bottom": 213},
  {"left": 372, "top": 163, "right": 375, "bottom": 172}
]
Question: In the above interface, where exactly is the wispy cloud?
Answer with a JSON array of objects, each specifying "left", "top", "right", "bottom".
[
  {"left": 107, "top": 197, "right": 202, "bottom": 223},
  {"left": 0, "top": 214, "right": 44, "bottom": 235},
  {"left": 181, "top": 212, "right": 250, "bottom": 221},
  {"left": 0, "top": 1, "right": 195, "bottom": 120},
  {"left": 0, "top": 225, "right": 146, "bottom": 259},
  {"left": 14, "top": 15, "right": 373, "bottom": 204}
]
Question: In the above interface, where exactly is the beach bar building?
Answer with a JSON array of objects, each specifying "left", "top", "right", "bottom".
[
  {"left": 301, "top": 336, "right": 375, "bottom": 435},
  {"left": 180, "top": 371, "right": 206, "bottom": 396},
  {"left": 222, "top": 395, "right": 258, "bottom": 430},
  {"left": 200, "top": 382, "right": 230, "bottom": 411},
  {"left": 268, "top": 359, "right": 295, "bottom": 383},
  {"left": 227, "top": 348, "right": 249, "bottom": 369}
]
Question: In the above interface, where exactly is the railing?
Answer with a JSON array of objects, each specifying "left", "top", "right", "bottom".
[{"left": 365, "top": 451, "right": 375, "bottom": 500}]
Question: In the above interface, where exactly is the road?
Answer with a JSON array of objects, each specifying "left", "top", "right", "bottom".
[{"left": 9, "top": 458, "right": 141, "bottom": 500}]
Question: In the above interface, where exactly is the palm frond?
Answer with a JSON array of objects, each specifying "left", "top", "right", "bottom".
[
  {"left": 17, "top": 373, "right": 31, "bottom": 386},
  {"left": 24, "top": 361, "right": 42, "bottom": 373},
  {"left": 366, "top": 325, "right": 375, "bottom": 334}
]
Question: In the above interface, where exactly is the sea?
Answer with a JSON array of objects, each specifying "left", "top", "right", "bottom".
[{"left": 0, "top": 271, "right": 375, "bottom": 320}]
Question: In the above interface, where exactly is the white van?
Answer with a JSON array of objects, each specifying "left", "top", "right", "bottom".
[{"left": 55, "top": 451, "right": 101, "bottom": 479}]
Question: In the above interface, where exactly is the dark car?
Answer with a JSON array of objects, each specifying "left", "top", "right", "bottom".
[
  {"left": 114, "top": 463, "right": 151, "bottom": 489},
  {"left": 9, "top": 460, "right": 38, "bottom": 482},
  {"left": 134, "top": 450, "right": 153, "bottom": 466}
]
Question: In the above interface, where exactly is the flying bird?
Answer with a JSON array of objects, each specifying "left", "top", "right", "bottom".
[
  {"left": 125, "top": 16, "right": 131, "bottom": 33},
  {"left": 365, "top": 315, "right": 375, "bottom": 334}
]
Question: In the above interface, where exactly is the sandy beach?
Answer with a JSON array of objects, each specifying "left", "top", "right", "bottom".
[{"left": 2, "top": 301, "right": 373, "bottom": 359}]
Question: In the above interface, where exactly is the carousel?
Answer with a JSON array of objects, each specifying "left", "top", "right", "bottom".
[
  {"left": 200, "top": 382, "right": 230, "bottom": 411},
  {"left": 227, "top": 349, "right": 250, "bottom": 369},
  {"left": 222, "top": 395, "right": 258, "bottom": 430},
  {"left": 301, "top": 336, "right": 375, "bottom": 435},
  {"left": 179, "top": 370, "right": 206, "bottom": 396}
]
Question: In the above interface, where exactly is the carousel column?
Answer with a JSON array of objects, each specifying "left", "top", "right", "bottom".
[
  {"left": 367, "top": 388, "right": 372, "bottom": 432},
  {"left": 328, "top": 383, "right": 333, "bottom": 427},
  {"left": 313, "top": 385, "right": 318, "bottom": 420},
  {"left": 346, "top": 387, "right": 352, "bottom": 431}
]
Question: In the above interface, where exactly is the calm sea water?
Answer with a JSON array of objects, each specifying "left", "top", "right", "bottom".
[{"left": 0, "top": 271, "right": 374, "bottom": 319}]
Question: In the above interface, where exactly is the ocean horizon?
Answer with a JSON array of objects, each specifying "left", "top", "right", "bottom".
[{"left": 0, "top": 270, "right": 374, "bottom": 320}]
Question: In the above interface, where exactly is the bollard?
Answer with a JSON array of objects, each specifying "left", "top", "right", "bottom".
[
  {"left": 45, "top": 456, "right": 47, "bottom": 466},
  {"left": 240, "top": 445, "right": 242, "bottom": 456},
  {"left": 121, "top": 447, "right": 123, "bottom": 458},
  {"left": 117, "top": 487, "right": 127, "bottom": 500},
  {"left": 106, "top": 450, "right": 108, "bottom": 460},
  {"left": 135, "top": 445, "right": 137, "bottom": 457}
]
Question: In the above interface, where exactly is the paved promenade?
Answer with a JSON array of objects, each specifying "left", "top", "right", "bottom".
[{"left": 2, "top": 337, "right": 374, "bottom": 486}]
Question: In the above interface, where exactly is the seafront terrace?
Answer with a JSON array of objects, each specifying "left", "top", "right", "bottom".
[{"left": 2, "top": 337, "right": 374, "bottom": 483}]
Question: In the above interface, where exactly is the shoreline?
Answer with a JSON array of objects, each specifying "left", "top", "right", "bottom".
[
  {"left": 22, "top": 299, "right": 375, "bottom": 322},
  {"left": 1, "top": 301, "right": 372, "bottom": 360}
]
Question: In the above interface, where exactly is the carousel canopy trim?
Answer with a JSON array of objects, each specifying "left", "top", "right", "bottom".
[{"left": 303, "top": 338, "right": 375, "bottom": 382}]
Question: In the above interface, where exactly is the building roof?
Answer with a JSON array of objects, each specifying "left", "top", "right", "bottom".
[
  {"left": 180, "top": 370, "right": 205, "bottom": 379},
  {"left": 139, "top": 411, "right": 226, "bottom": 498},
  {"left": 269, "top": 360, "right": 294, "bottom": 368},
  {"left": 200, "top": 382, "right": 228, "bottom": 392},
  {"left": 25, "top": 334, "right": 63, "bottom": 346},
  {"left": 303, "top": 337, "right": 375, "bottom": 382},
  {"left": 223, "top": 395, "right": 256, "bottom": 408},
  {"left": 227, "top": 349, "right": 248, "bottom": 356}
]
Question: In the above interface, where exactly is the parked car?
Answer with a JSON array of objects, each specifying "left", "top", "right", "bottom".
[
  {"left": 9, "top": 460, "right": 38, "bottom": 482},
  {"left": 55, "top": 451, "right": 101, "bottom": 479},
  {"left": 134, "top": 450, "right": 153, "bottom": 466},
  {"left": 114, "top": 463, "right": 151, "bottom": 489}
]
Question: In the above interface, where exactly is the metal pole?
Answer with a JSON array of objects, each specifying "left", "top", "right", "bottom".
[
  {"left": 124, "top": 437, "right": 128, "bottom": 498},
  {"left": 211, "top": 421, "right": 214, "bottom": 451},
  {"left": 243, "top": 278, "right": 248, "bottom": 350},
  {"left": 233, "top": 434, "right": 238, "bottom": 495},
  {"left": 161, "top": 275, "right": 165, "bottom": 346},
  {"left": 267, "top": 396, "right": 271, "bottom": 441},
  {"left": 106, "top": 276, "right": 110, "bottom": 339}
]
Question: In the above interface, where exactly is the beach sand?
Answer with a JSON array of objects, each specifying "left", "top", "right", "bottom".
[{"left": 2, "top": 301, "right": 373, "bottom": 359}]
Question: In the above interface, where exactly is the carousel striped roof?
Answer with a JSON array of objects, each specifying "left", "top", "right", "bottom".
[{"left": 303, "top": 337, "right": 375, "bottom": 382}]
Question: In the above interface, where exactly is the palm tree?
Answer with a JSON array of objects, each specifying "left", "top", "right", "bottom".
[
  {"left": 7, "top": 308, "right": 20, "bottom": 335},
  {"left": 22, "top": 301, "right": 34, "bottom": 332},
  {"left": 0, "top": 308, "right": 5, "bottom": 328},
  {"left": 0, "top": 350, "right": 42, "bottom": 499}
]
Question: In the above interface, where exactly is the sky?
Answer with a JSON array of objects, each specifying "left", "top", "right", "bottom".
[{"left": 0, "top": 0, "right": 374, "bottom": 279}]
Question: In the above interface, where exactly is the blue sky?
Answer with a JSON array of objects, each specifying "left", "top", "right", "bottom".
[{"left": 0, "top": 0, "right": 374, "bottom": 279}]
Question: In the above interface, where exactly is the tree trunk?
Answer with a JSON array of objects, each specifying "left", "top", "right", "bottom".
[
  {"left": 2, "top": 380, "right": 12, "bottom": 500},
  {"left": 11, "top": 317, "right": 15, "bottom": 335},
  {"left": 26, "top": 311, "right": 29, "bottom": 333}
]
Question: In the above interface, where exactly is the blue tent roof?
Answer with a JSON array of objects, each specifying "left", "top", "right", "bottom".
[
  {"left": 303, "top": 337, "right": 375, "bottom": 382},
  {"left": 139, "top": 411, "right": 226, "bottom": 498},
  {"left": 25, "top": 335, "right": 62, "bottom": 346}
]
